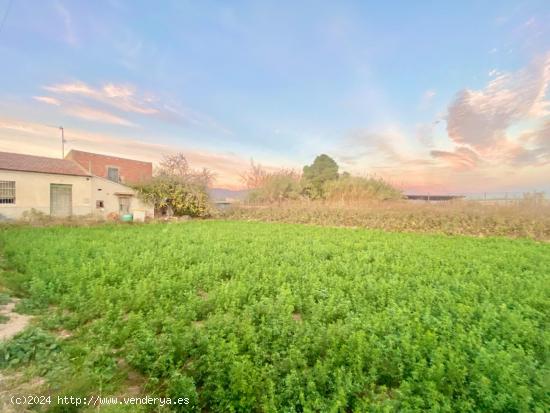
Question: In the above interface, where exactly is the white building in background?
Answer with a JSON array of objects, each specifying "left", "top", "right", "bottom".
[{"left": 0, "top": 151, "right": 154, "bottom": 220}]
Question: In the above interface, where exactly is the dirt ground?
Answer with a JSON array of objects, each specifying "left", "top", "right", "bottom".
[
  {"left": 0, "top": 300, "right": 34, "bottom": 412},
  {"left": 0, "top": 299, "right": 32, "bottom": 341}
]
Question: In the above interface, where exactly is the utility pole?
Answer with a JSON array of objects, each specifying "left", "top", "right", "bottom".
[{"left": 59, "top": 126, "right": 65, "bottom": 158}]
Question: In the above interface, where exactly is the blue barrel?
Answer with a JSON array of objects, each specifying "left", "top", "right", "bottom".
[{"left": 121, "top": 213, "right": 133, "bottom": 222}]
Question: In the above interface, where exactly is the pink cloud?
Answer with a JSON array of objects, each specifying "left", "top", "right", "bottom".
[
  {"left": 64, "top": 106, "right": 136, "bottom": 127},
  {"left": 430, "top": 147, "right": 481, "bottom": 170},
  {"left": 33, "top": 96, "right": 61, "bottom": 106},
  {"left": 44, "top": 81, "right": 158, "bottom": 115},
  {"left": 421, "top": 53, "right": 550, "bottom": 182},
  {"left": 446, "top": 54, "right": 550, "bottom": 152},
  {"left": 510, "top": 121, "right": 550, "bottom": 166},
  {"left": 45, "top": 81, "right": 94, "bottom": 96},
  {"left": 39, "top": 80, "right": 230, "bottom": 133}
]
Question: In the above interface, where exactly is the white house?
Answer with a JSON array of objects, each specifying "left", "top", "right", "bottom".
[{"left": 0, "top": 151, "right": 153, "bottom": 220}]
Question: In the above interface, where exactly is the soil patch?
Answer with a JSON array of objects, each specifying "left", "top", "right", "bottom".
[{"left": 0, "top": 299, "right": 32, "bottom": 341}]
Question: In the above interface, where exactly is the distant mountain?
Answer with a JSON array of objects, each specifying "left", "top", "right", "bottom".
[{"left": 209, "top": 187, "right": 249, "bottom": 202}]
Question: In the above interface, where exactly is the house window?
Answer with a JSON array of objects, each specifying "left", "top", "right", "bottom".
[
  {"left": 0, "top": 181, "right": 15, "bottom": 204},
  {"left": 96, "top": 200, "right": 104, "bottom": 208},
  {"left": 107, "top": 167, "right": 120, "bottom": 182}
]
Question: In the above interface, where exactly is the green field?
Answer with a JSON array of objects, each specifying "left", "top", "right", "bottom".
[{"left": 0, "top": 222, "right": 549, "bottom": 412}]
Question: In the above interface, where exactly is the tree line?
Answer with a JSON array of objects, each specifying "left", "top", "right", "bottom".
[
  {"left": 242, "top": 154, "right": 402, "bottom": 203},
  {"left": 134, "top": 153, "right": 402, "bottom": 218}
]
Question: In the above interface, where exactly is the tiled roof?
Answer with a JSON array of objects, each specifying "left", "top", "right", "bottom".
[
  {"left": 66, "top": 149, "right": 152, "bottom": 166},
  {"left": 0, "top": 151, "right": 90, "bottom": 177}
]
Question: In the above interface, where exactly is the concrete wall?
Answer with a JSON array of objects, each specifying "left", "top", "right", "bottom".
[
  {"left": 91, "top": 176, "right": 154, "bottom": 218},
  {"left": 0, "top": 170, "right": 92, "bottom": 220},
  {"left": 0, "top": 170, "right": 154, "bottom": 220}
]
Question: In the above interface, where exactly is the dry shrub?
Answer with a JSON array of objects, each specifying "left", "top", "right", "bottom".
[
  {"left": 225, "top": 199, "right": 550, "bottom": 240},
  {"left": 247, "top": 170, "right": 302, "bottom": 203},
  {"left": 324, "top": 176, "right": 402, "bottom": 202},
  {"left": 7, "top": 209, "right": 107, "bottom": 228}
]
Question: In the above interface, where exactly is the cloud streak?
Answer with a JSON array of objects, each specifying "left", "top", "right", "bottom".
[
  {"left": 33, "top": 96, "right": 61, "bottom": 106},
  {"left": 337, "top": 128, "right": 435, "bottom": 177},
  {"left": 44, "top": 81, "right": 159, "bottom": 115},
  {"left": 430, "top": 147, "right": 481, "bottom": 170},
  {"left": 64, "top": 106, "right": 135, "bottom": 127},
  {"left": 54, "top": 1, "right": 78, "bottom": 46},
  {"left": 36, "top": 80, "right": 231, "bottom": 133}
]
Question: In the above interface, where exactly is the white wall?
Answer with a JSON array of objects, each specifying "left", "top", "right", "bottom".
[
  {"left": 0, "top": 170, "right": 92, "bottom": 220},
  {"left": 0, "top": 170, "right": 153, "bottom": 220},
  {"left": 91, "top": 176, "right": 154, "bottom": 218}
]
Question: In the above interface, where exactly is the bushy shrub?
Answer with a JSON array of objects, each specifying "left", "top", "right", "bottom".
[
  {"left": 134, "top": 176, "right": 213, "bottom": 218},
  {"left": 324, "top": 175, "right": 402, "bottom": 202}
]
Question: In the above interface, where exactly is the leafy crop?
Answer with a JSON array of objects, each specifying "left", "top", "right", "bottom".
[
  {"left": 0, "top": 222, "right": 548, "bottom": 412},
  {"left": 0, "top": 328, "right": 60, "bottom": 369}
]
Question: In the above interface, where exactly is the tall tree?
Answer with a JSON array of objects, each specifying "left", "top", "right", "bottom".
[
  {"left": 135, "top": 153, "right": 214, "bottom": 217},
  {"left": 302, "top": 154, "right": 339, "bottom": 198},
  {"left": 157, "top": 153, "right": 215, "bottom": 188}
]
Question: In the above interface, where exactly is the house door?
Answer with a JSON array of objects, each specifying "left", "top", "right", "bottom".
[
  {"left": 118, "top": 196, "right": 131, "bottom": 214},
  {"left": 50, "top": 184, "right": 72, "bottom": 217}
]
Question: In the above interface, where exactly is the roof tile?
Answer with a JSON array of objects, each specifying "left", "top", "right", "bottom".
[{"left": 0, "top": 151, "right": 90, "bottom": 177}]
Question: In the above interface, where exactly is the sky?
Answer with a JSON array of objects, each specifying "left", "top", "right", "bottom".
[{"left": 0, "top": 0, "right": 549, "bottom": 193}]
